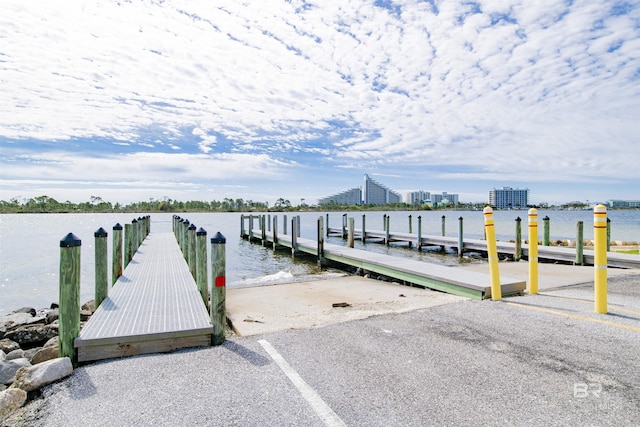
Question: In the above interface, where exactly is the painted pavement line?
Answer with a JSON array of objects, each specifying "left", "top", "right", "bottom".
[
  {"left": 258, "top": 339, "right": 347, "bottom": 427},
  {"left": 506, "top": 302, "right": 640, "bottom": 332},
  {"left": 538, "top": 293, "right": 640, "bottom": 316}
]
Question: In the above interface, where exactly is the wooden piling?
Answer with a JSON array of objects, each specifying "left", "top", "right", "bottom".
[
  {"left": 417, "top": 216, "right": 423, "bottom": 250},
  {"left": 210, "top": 232, "right": 226, "bottom": 345},
  {"left": 291, "top": 216, "right": 298, "bottom": 257},
  {"left": 196, "top": 228, "right": 208, "bottom": 307},
  {"left": 94, "top": 227, "right": 108, "bottom": 308},
  {"left": 188, "top": 223, "right": 197, "bottom": 279},
  {"left": 458, "top": 217, "right": 464, "bottom": 259},
  {"left": 543, "top": 216, "right": 550, "bottom": 246},
  {"left": 362, "top": 214, "right": 367, "bottom": 243},
  {"left": 408, "top": 215, "right": 413, "bottom": 234},
  {"left": 124, "top": 223, "right": 133, "bottom": 267},
  {"left": 385, "top": 215, "right": 390, "bottom": 246},
  {"left": 440, "top": 215, "right": 446, "bottom": 250},
  {"left": 515, "top": 217, "right": 522, "bottom": 261},
  {"left": 59, "top": 233, "right": 81, "bottom": 365},
  {"left": 240, "top": 214, "right": 245, "bottom": 238},
  {"left": 317, "top": 216, "right": 324, "bottom": 268},
  {"left": 112, "top": 223, "right": 123, "bottom": 286},
  {"left": 575, "top": 221, "right": 584, "bottom": 266},
  {"left": 326, "top": 213, "right": 330, "bottom": 237},
  {"left": 273, "top": 215, "right": 278, "bottom": 251},
  {"left": 348, "top": 217, "right": 355, "bottom": 248},
  {"left": 132, "top": 219, "right": 139, "bottom": 253},
  {"left": 261, "top": 215, "right": 267, "bottom": 246}
]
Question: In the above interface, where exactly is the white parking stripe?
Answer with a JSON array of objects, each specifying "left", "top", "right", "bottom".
[{"left": 258, "top": 339, "right": 347, "bottom": 427}]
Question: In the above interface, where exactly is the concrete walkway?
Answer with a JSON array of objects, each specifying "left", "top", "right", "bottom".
[
  {"left": 226, "top": 275, "right": 466, "bottom": 336},
  {"left": 226, "top": 261, "right": 640, "bottom": 336}
]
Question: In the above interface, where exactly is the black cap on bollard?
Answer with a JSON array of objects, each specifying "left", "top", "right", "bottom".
[
  {"left": 94, "top": 227, "right": 108, "bottom": 238},
  {"left": 189, "top": 223, "right": 197, "bottom": 230},
  {"left": 60, "top": 233, "right": 81, "bottom": 247},
  {"left": 113, "top": 223, "right": 123, "bottom": 230},
  {"left": 196, "top": 227, "right": 207, "bottom": 236},
  {"left": 211, "top": 232, "right": 226, "bottom": 244}
]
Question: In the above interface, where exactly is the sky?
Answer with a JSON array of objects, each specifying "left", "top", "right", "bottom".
[{"left": 1, "top": 0, "right": 639, "bottom": 206}]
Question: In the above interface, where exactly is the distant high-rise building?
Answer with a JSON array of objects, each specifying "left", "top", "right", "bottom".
[
  {"left": 406, "top": 191, "right": 431, "bottom": 205},
  {"left": 431, "top": 192, "right": 459, "bottom": 206},
  {"left": 363, "top": 174, "right": 401, "bottom": 204},
  {"left": 318, "top": 187, "right": 362, "bottom": 206},
  {"left": 318, "top": 174, "right": 401, "bottom": 206},
  {"left": 489, "top": 187, "right": 529, "bottom": 209}
]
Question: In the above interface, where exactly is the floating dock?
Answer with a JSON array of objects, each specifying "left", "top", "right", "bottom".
[
  {"left": 74, "top": 232, "right": 213, "bottom": 363},
  {"left": 240, "top": 215, "right": 526, "bottom": 300},
  {"left": 326, "top": 227, "right": 640, "bottom": 269}
]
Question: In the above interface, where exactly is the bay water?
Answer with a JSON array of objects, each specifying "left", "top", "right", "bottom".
[{"left": 1, "top": 210, "right": 638, "bottom": 315}]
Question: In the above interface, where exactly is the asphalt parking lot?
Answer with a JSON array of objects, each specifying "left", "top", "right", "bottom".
[{"left": 8, "top": 271, "right": 640, "bottom": 427}]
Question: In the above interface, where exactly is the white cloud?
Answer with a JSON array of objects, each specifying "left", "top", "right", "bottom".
[{"left": 0, "top": 0, "right": 638, "bottom": 203}]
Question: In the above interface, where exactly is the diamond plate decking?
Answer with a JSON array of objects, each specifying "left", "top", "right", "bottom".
[{"left": 75, "top": 232, "right": 212, "bottom": 362}]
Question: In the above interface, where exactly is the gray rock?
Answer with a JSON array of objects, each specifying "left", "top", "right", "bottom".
[
  {"left": 43, "top": 336, "right": 58, "bottom": 348},
  {"left": 0, "top": 351, "right": 4, "bottom": 362},
  {"left": 81, "top": 300, "right": 95, "bottom": 313},
  {"left": 45, "top": 308, "right": 59, "bottom": 324},
  {"left": 12, "top": 307, "right": 36, "bottom": 317},
  {"left": 24, "top": 347, "right": 41, "bottom": 361},
  {"left": 5, "top": 350, "right": 24, "bottom": 361},
  {"left": 0, "top": 339, "right": 20, "bottom": 354},
  {"left": 0, "top": 359, "right": 31, "bottom": 385},
  {"left": 30, "top": 346, "right": 58, "bottom": 365},
  {"left": 0, "top": 388, "right": 27, "bottom": 420},
  {"left": 50, "top": 302, "right": 59, "bottom": 309},
  {"left": 0, "top": 384, "right": 5, "bottom": 392},
  {"left": 4, "top": 324, "right": 58, "bottom": 348},
  {"left": 11, "top": 357, "right": 72, "bottom": 392},
  {"left": 80, "top": 310, "right": 92, "bottom": 322},
  {"left": 0, "top": 313, "right": 33, "bottom": 332}
]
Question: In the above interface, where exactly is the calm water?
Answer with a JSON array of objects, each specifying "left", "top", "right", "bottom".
[{"left": 1, "top": 210, "right": 638, "bottom": 315}]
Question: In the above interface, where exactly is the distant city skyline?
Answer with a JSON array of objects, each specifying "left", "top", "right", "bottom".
[{"left": 1, "top": 1, "right": 638, "bottom": 206}]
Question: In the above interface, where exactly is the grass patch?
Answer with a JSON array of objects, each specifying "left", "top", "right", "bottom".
[{"left": 613, "top": 249, "right": 639, "bottom": 255}]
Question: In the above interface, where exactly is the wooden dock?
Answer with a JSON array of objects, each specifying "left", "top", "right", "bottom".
[
  {"left": 74, "top": 232, "right": 212, "bottom": 363},
  {"left": 325, "top": 227, "right": 640, "bottom": 269},
  {"left": 240, "top": 216, "right": 526, "bottom": 300}
]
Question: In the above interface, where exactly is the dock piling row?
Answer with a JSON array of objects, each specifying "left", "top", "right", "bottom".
[
  {"left": 174, "top": 215, "right": 227, "bottom": 344},
  {"left": 58, "top": 216, "right": 151, "bottom": 365}
]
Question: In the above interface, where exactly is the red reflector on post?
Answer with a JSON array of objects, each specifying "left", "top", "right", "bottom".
[{"left": 215, "top": 277, "right": 226, "bottom": 287}]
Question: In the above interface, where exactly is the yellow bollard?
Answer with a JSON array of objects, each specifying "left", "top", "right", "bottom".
[
  {"left": 483, "top": 207, "right": 502, "bottom": 300},
  {"left": 594, "top": 205, "right": 608, "bottom": 314},
  {"left": 528, "top": 208, "right": 539, "bottom": 294}
]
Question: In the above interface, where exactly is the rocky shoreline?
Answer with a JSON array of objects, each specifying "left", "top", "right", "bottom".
[{"left": 0, "top": 301, "right": 94, "bottom": 423}]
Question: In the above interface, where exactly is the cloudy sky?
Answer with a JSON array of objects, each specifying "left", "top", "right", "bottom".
[{"left": 1, "top": 0, "right": 638, "bottom": 206}]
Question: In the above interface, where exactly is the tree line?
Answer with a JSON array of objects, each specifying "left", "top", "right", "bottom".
[{"left": 0, "top": 195, "right": 482, "bottom": 214}]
